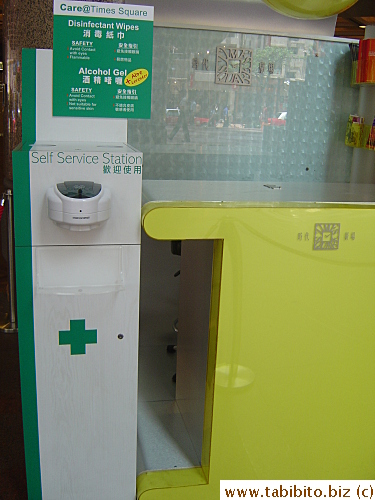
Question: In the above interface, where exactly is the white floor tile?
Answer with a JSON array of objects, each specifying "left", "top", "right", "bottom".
[{"left": 137, "top": 400, "right": 200, "bottom": 474}]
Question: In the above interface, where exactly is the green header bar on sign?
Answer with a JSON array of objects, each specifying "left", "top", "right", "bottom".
[{"left": 53, "top": 0, "right": 153, "bottom": 119}]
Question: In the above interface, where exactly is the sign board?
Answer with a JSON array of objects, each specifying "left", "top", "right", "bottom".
[{"left": 53, "top": 0, "right": 154, "bottom": 119}]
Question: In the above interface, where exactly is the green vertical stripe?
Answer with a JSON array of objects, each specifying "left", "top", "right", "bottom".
[
  {"left": 13, "top": 148, "right": 32, "bottom": 248},
  {"left": 21, "top": 48, "right": 36, "bottom": 144},
  {"left": 13, "top": 48, "right": 42, "bottom": 499},
  {"left": 15, "top": 247, "right": 42, "bottom": 500}
]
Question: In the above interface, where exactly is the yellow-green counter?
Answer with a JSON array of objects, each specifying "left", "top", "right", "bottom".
[{"left": 138, "top": 181, "right": 375, "bottom": 499}]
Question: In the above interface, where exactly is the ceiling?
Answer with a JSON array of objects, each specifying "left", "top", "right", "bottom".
[{"left": 335, "top": 0, "right": 374, "bottom": 39}]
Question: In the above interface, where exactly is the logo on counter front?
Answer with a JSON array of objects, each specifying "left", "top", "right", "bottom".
[{"left": 313, "top": 223, "right": 340, "bottom": 251}]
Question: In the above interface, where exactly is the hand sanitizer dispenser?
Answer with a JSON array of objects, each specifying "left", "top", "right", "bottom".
[
  {"left": 47, "top": 181, "right": 111, "bottom": 230},
  {"left": 13, "top": 49, "right": 142, "bottom": 500}
]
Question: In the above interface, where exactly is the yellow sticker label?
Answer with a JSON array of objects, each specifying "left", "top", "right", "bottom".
[{"left": 125, "top": 69, "right": 149, "bottom": 87}]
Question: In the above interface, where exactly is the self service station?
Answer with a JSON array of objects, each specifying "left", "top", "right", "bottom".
[
  {"left": 13, "top": 48, "right": 143, "bottom": 499},
  {"left": 12, "top": 9, "right": 375, "bottom": 500}
]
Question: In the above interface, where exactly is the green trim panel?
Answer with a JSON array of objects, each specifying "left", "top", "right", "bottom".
[
  {"left": 14, "top": 48, "right": 42, "bottom": 499},
  {"left": 15, "top": 247, "right": 42, "bottom": 500},
  {"left": 13, "top": 148, "right": 32, "bottom": 248},
  {"left": 21, "top": 48, "right": 36, "bottom": 144}
]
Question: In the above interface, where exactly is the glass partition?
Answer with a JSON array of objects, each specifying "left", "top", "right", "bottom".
[{"left": 128, "top": 27, "right": 358, "bottom": 182}]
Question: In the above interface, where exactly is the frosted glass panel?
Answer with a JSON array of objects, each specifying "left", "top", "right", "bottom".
[{"left": 128, "top": 28, "right": 358, "bottom": 182}]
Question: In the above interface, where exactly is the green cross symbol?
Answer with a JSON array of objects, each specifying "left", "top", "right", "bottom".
[{"left": 59, "top": 319, "right": 97, "bottom": 355}]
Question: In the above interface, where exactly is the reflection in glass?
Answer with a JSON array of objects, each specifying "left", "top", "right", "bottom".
[{"left": 127, "top": 28, "right": 358, "bottom": 183}]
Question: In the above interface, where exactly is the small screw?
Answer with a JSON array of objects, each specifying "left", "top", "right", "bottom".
[{"left": 118, "top": 334, "right": 124, "bottom": 340}]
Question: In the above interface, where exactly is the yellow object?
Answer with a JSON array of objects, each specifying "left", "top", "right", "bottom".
[
  {"left": 345, "top": 116, "right": 363, "bottom": 148},
  {"left": 261, "top": 0, "right": 358, "bottom": 19},
  {"left": 139, "top": 201, "right": 375, "bottom": 499},
  {"left": 350, "top": 60, "right": 358, "bottom": 87},
  {"left": 125, "top": 68, "right": 149, "bottom": 86},
  {"left": 345, "top": 116, "right": 374, "bottom": 149}
]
